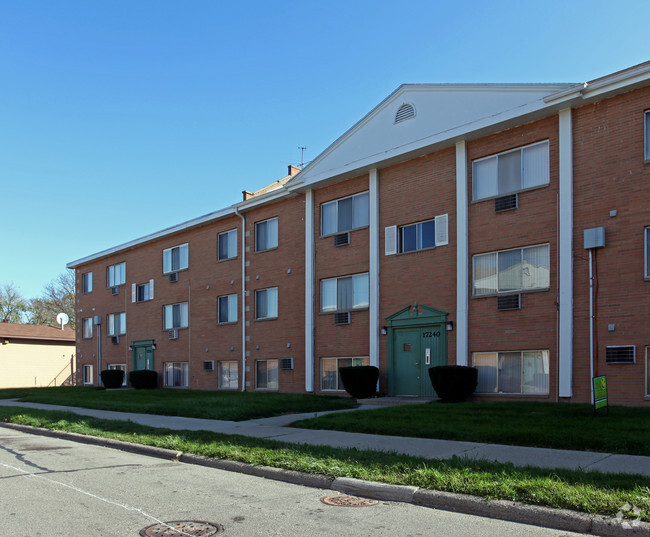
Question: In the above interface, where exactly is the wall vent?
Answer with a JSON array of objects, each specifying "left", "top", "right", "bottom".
[
  {"left": 334, "top": 311, "right": 351, "bottom": 325},
  {"left": 495, "top": 193, "right": 518, "bottom": 212},
  {"left": 605, "top": 345, "right": 635, "bottom": 364},
  {"left": 497, "top": 294, "right": 521, "bottom": 311},
  {"left": 111, "top": 286, "right": 119, "bottom": 295},
  {"left": 334, "top": 232, "right": 350, "bottom": 246},
  {"left": 203, "top": 360, "right": 215, "bottom": 371},
  {"left": 168, "top": 329, "right": 179, "bottom": 340},
  {"left": 111, "top": 336, "right": 120, "bottom": 344},
  {"left": 394, "top": 103, "right": 416, "bottom": 124},
  {"left": 279, "top": 358, "right": 294, "bottom": 370},
  {"left": 168, "top": 272, "right": 179, "bottom": 283}
]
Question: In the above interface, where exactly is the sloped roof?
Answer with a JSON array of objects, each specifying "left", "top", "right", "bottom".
[{"left": 0, "top": 323, "right": 75, "bottom": 343}]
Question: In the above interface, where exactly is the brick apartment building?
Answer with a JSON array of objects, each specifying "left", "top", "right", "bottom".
[{"left": 68, "top": 62, "right": 650, "bottom": 405}]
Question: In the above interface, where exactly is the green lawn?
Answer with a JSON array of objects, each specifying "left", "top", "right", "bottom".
[
  {"left": 0, "top": 387, "right": 356, "bottom": 421},
  {"left": 292, "top": 401, "right": 650, "bottom": 456},
  {"left": 1, "top": 407, "right": 648, "bottom": 522}
]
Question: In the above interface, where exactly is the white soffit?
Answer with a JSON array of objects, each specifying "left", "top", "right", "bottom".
[{"left": 289, "top": 83, "right": 576, "bottom": 189}]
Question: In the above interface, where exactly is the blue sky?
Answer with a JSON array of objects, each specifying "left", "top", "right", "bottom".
[{"left": 1, "top": 0, "right": 648, "bottom": 300}]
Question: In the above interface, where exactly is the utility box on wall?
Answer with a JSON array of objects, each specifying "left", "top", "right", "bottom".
[{"left": 584, "top": 227, "right": 606, "bottom": 249}]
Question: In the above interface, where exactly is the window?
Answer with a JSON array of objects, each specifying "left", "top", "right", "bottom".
[
  {"left": 163, "top": 243, "right": 189, "bottom": 274},
  {"left": 82, "top": 318, "right": 93, "bottom": 339},
  {"left": 400, "top": 219, "right": 435, "bottom": 252},
  {"left": 321, "top": 192, "right": 369, "bottom": 236},
  {"left": 218, "top": 229, "right": 238, "bottom": 261},
  {"left": 321, "top": 273, "right": 369, "bottom": 312},
  {"left": 645, "top": 110, "right": 650, "bottom": 161},
  {"left": 646, "top": 347, "right": 650, "bottom": 397},
  {"left": 82, "top": 272, "right": 92, "bottom": 294},
  {"left": 473, "top": 244, "right": 550, "bottom": 296},
  {"left": 218, "top": 294, "right": 238, "bottom": 324},
  {"left": 321, "top": 357, "right": 369, "bottom": 391},
  {"left": 473, "top": 351, "right": 549, "bottom": 395},
  {"left": 255, "top": 218, "right": 278, "bottom": 251},
  {"left": 163, "top": 302, "right": 189, "bottom": 330},
  {"left": 256, "top": 359, "right": 278, "bottom": 390},
  {"left": 107, "top": 312, "right": 126, "bottom": 336},
  {"left": 133, "top": 280, "right": 154, "bottom": 303},
  {"left": 472, "top": 141, "right": 549, "bottom": 200},
  {"left": 164, "top": 362, "right": 188, "bottom": 387},
  {"left": 107, "top": 262, "right": 126, "bottom": 287},
  {"left": 645, "top": 228, "right": 650, "bottom": 278},
  {"left": 255, "top": 288, "right": 278, "bottom": 320},
  {"left": 82, "top": 364, "right": 93, "bottom": 385},
  {"left": 108, "top": 364, "right": 127, "bottom": 386},
  {"left": 218, "top": 361, "right": 239, "bottom": 390}
]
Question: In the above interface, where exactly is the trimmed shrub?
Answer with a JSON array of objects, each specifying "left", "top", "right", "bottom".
[
  {"left": 428, "top": 365, "right": 478, "bottom": 402},
  {"left": 100, "top": 369, "right": 124, "bottom": 389},
  {"left": 129, "top": 369, "right": 158, "bottom": 390},
  {"left": 339, "top": 365, "right": 379, "bottom": 399}
]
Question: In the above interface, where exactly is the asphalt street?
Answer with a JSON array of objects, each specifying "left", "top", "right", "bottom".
[{"left": 0, "top": 428, "right": 585, "bottom": 537}]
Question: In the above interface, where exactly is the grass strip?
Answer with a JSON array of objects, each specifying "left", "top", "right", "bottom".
[
  {"left": 0, "top": 387, "right": 356, "bottom": 421},
  {"left": 1, "top": 406, "right": 648, "bottom": 522},
  {"left": 292, "top": 401, "right": 650, "bottom": 456}
]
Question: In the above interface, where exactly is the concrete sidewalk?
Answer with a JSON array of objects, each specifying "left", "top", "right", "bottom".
[{"left": 1, "top": 398, "right": 648, "bottom": 477}]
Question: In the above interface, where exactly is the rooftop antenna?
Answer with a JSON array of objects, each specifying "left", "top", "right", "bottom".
[{"left": 298, "top": 146, "right": 307, "bottom": 169}]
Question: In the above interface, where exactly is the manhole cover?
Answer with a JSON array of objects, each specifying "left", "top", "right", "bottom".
[
  {"left": 320, "top": 494, "right": 379, "bottom": 507},
  {"left": 140, "top": 520, "right": 224, "bottom": 536}
]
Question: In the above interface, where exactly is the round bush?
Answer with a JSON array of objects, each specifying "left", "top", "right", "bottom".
[
  {"left": 129, "top": 369, "right": 158, "bottom": 389},
  {"left": 428, "top": 365, "right": 477, "bottom": 402},
  {"left": 100, "top": 369, "right": 124, "bottom": 389},
  {"left": 339, "top": 365, "right": 379, "bottom": 399}
]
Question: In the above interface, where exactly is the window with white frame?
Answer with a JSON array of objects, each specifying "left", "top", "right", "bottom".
[
  {"left": 472, "top": 141, "right": 549, "bottom": 201},
  {"left": 164, "top": 362, "right": 188, "bottom": 387},
  {"left": 255, "top": 218, "right": 278, "bottom": 251},
  {"left": 218, "top": 294, "right": 238, "bottom": 324},
  {"left": 107, "top": 312, "right": 126, "bottom": 336},
  {"left": 255, "top": 288, "right": 278, "bottom": 320},
  {"left": 218, "top": 361, "right": 239, "bottom": 390},
  {"left": 256, "top": 359, "right": 278, "bottom": 390},
  {"left": 163, "top": 243, "right": 188, "bottom": 274},
  {"left": 321, "top": 357, "right": 369, "bottom": 391},
  {"left": 82, "top": 318, "right": 93, "bottom": 339},
  {"left": 321, "top": 273, "right": 369, "bottom": 312},
  {"left": 400, "top": 219, "right": 435, "bottom": 253},
  {"left": 82, "top": 364, "right": 93, "bottom": 385},
  {"left": 473, "top": 244, "right": 550, "bottom": 296},
  {"left": 107, "top": 262, "right": 126, "bottom": 287},
  {"left": 133, "top": 280, "right": 154, "bottom": 302},
  {"left": 218, "top": 229, "right": 238, "bottom": 261},
  {"left": 82, "top": 272, "right": 92, "bottom": 294},
  {"left": 645, "top": 228, "right": 650, "bottom": 278},
  {"left": 646, "top": 347, "right": 650, "bottom": 397},
  {"left": 163, "top": 302, "right": 189, "bottom": 330},
  {"left": 321, "top": 192, "right": 369, "bottom": 236},
  {"left": 473, "top": 351, "right": 549, "bottom": 395},
  {"left": 108, "top": 363, "right": 127, "bottom": 386},
  {"left": 645, "top": 110, "right": 650, "bottom": 161}
]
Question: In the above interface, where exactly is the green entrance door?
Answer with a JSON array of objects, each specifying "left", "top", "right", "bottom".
[
  {"left": 387, "top": 304, "right": 449, "bottom": 397},
  {"left": 132, "top": 339, "right": 155, "bottom": 371}
]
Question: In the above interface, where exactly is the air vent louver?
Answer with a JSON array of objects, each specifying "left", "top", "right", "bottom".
[
  {"left": 394, "top": 103, "right": 416, "bottom": 124},
  {"left": 497, "top": 294, "right": 521, "bottom": 311},
  {"left": 495, "top": 193, "right": 518, "bottom": 212}
]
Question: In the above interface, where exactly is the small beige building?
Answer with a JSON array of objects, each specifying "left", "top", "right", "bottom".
[{"left": 0, "top": 323, "right": 75, "bottom": 388}]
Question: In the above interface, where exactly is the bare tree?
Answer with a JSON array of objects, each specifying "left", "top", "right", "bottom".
[
  {"left": 0, "top": 283, "right": 29, "bottom": 323},
  {"left": 28, "top": 271, "right": 76, "bottom": 328}
]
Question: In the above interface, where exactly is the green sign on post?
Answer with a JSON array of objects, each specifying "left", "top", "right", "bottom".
[{"left": 593, "top": 375, "right": 608, "bottom": 414}]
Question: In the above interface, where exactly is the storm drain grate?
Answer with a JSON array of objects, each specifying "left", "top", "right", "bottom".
[
  {"left": 320, "top": 494, "right": 379, "bottom": 507},
  {"left": 140, "top": 520, "right": 224, "bottom": 536}
]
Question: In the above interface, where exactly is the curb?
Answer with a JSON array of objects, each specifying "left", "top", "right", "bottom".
[{"left": 2, "top": 422, "right": 649, "bottom": 537}]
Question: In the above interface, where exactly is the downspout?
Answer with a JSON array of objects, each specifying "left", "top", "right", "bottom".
[
  {"left": 234, "top": 207, "right": 247, "bottom": 391},
  {"left": 588, "top": 249, "right": 594, "bottom": 404}
]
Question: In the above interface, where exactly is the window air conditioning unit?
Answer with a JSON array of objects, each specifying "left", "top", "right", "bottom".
[
  {"left": 605, "top": 346, "right": 635, "bottom": 364},
  {"left": 168, "top": 272, "right": 179, "bottom": 283},
  {"left": 334, "top": 232, "right": 350, "bottom": 247},
  {"left": 168, "top": 329, "right": 179, "bottom": 340},
  {"left": 203, "top": 360, "right": 215, "bottom": 371},
  {"left": 334, "top": 311, "right": 351, "bottom": 325},
  {"left": 111, "top": 336, "right": 120, "bottom": 344},
  {"left": 111, "top": 286, "right": 119, "bottom": 295},
  {"left": 279, "top": 358, "right": 294, "bottom": 370},
  {"left": 495, "top": 193, "right": 518, "bottom": 213},
  {"left": 497, "top": 294, "right": 521, "bottom": 311}
]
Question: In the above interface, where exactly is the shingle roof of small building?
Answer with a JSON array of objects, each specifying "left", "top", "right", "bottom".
[{"left": 0, "top": 323, "right": 75, "bottom": 343}]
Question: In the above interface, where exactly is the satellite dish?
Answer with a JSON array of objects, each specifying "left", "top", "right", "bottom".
[{"left": 56, "top": 313, "right": 69, "bottom": 330}]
